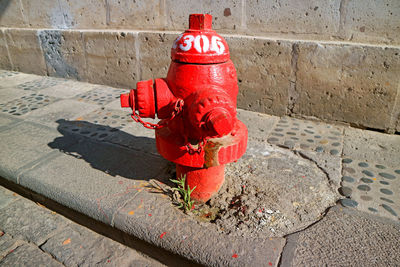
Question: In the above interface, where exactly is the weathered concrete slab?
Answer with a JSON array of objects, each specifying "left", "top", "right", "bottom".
[
  {"left": 41, "top": 223, "right": 161, "bottom": 267},
  {"left": 38, "top": 30, "right": 86, "bottom": 80},
  {"left": 19, "top": 137, "right": 170, "bottom": 225},
  {"left": 0, "top": 186, "right": 19, "bottom": 210},
  {"left": 0, "top": 87, "right": 32, "bottom": 103},
  {"left": 0, "top": 73, "right": 41, "bottom": 89},
  {"left": 0, "top": 32, "right": 11, "bottom": 70},
  {"left": 343, "top": 126, "right": 400, "bottom": 167},
  {"left": 4, "top": 28, "right": 47, "bottom": 75},
  {"left": 0, "top": 199, "right": 67, "bottom": 246},
  {"left": 138, "top": 32, "right": 178, "bottom": 81},
  {"left": 283, "top": 206, "right": 400, "bottom": 266},
  {"left": 246, "top": 0, "right": 340, "bottom": 38},
  {"left": 24, "top": 99, "right": 99, "bottom": 128},
  {"left": 0, "top": 92, "right": 59, "bottom": 116},
  {"left": 17, "top": 76, "right": 68, "bottom": 91},
  {"left": 236, "top": 109, "right": 278, "bottom": 141},
  {"left": 0, "top": 243, "right": 63, "bottom": 267},
  {"left": 294, "top": 43, "right": 400, "bottom": 130},
  {"left": 0, "top": 113, "right": 22, "bottom": 132},
  {"left": 113, "top": 188, "right": 286, "bottom": 267},
  {"left": 0, "top": 122, "right": 77, "bottom": 182},
  {"left": 74, "top": 85, "right": 127, "bottom": 106},
  {"left": 108, "top": 0, "right": 163, "bottom": 29},
  {"left": 0, "top": 232, "right": 22, "bottom": 259},
  {"left": 39, "top": 81, "right": 98, "bottom": 99},
  {"left": 83, "top": 31, "right": 139, "bottom": 88},
  {"left": 226, "top": 36, "right": 292, "bottom": 116},
  {"left": 0, "top": 185, "right": 164, "bottom": 266}
]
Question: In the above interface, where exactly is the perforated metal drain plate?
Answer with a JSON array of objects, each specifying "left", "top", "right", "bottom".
[
  {"left": 17, "top": 77, "right": 68, "bottom": 91},
  {"left": 267, "top": 117, "right": 344, "bottom": 155},
  {"left": 0, "top": 93, "right": 58, "bottom": 116},
  {"left": 74, "top": 86, "right": 127, "bottom": 106},
  {"left": 340, "top": 158, "right": 399, "bottom": 221}
]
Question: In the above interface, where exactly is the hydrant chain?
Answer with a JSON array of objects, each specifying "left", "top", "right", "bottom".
[
  {"left": 131, "top": 98, "right": 184, "bottom": 130},
  {"left": 185, "top": 137, "right": 209, "bottom": 155}
]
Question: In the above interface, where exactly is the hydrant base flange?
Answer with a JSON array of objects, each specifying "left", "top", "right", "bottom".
[{"left": 155, "top": 119, "right": 247, "bottom": 169}]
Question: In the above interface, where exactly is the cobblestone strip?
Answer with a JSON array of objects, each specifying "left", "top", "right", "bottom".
[{"left": 0, "top": 186, "right": 164, "bottom": 266}]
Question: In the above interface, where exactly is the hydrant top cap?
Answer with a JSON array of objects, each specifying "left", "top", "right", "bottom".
[
  {"left": 189, "top": 14, "right": 212, "bottom": 30},
  {"left": 171, "top": 14, "right": 230, "bottom": 64}
]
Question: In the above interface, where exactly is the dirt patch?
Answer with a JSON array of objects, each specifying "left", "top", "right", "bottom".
[{"left": 190, "top": 142, "right": 340, "bottom": 238}]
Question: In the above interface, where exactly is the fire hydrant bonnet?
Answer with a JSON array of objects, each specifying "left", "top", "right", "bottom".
[{"left": 171, "top": 14, "right": 230, "bottom": 64}]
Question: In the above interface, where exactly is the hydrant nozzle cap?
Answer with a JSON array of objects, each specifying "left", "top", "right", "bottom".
[{"left": 120, "top": 93, "right": 131, "bottom": 108}]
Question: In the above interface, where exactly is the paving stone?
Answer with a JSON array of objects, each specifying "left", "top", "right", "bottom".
[
  {"left": 19, "top": 138, "right": 170, "bottom": 225},
  {"left": 343, "top": 126, "right": 400, "bottom": 167},
  {"left": 104, "top": 99, "right": 122, "bottom": 110},
  {"left": 0, "top": 92, "right": 59, "bottom": 116},
  {"left": 74, "top": 86, "right": 127, "bottom": 106},
  {"left": 24, "top": 99, "right": 99, "bottom": 128},
  {"left": 340, "top": 158, "right": 399, "bottom": 222},
  {"left": 0, "top": 121, "right": 77, "bottom": 182},
  {"left": 287, "top": 206, "right": 400, "bottom": 266},
  {"left": 236, "top": 109, "right": 278, "bottom": 142},
  {"left": 0, "top": 199, "right": 67, "bottom": 246},
  {"left": 0, "top": 71, "right": 20, "bottom": 79},
  {"left": 39, "top": 81, "right": 98, "bottom": 99},
  {"left": 54, "top": 106, "right": 159, "bottom": 153},
  {"left": 41, "top": 223, "right": 160, "bottom": 267},
  {"left": 113, "top": 187, "right": 285, "bottom": 267},
  {"left": 0, "top": 186, "right": 19, "bottom": 210},
  {"left": 0, "top": 113, "right": 22, "bottom": 132},
  {"left": 0, "top": 243, "right": 63, "bottom": 267},
  {"left": 17, "top": 76, "right": 68, "bottom": 91},
  {"left": 296, "top": 149, "right": 342, "bottom": 188},
  {"left": 0, "top": 73, "right": 42, "bottom": 89},
  {"left": 267, "top": 116, "right": 344, "bottom": 156},
  {"left": 0, "top": 233, "right": 22, "bottom": 259},
  {"left": 0, "top": 87, "right": 32, "bottom": 103}
]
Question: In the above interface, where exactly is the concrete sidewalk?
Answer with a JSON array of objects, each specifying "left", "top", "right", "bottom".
[{"left": 0, "top": 70, "right": 399, "bottom": 266}]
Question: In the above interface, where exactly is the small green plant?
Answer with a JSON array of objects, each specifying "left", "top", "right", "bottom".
[{"left": 170, "top": 175, "right": 196, "bottom": 212}]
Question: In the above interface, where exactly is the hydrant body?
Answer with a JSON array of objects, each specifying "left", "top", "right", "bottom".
[{"left": 120, "top": 14, "right": 248, "bottom": 202}]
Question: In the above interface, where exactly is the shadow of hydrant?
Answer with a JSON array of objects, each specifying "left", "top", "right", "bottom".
[{"left": 48, "top": 119, "right": 175, "bottom": 183}]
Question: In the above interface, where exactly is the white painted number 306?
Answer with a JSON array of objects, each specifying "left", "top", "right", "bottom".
[{"left": 173, "top": 34, "right": 225, "bottom": 55}]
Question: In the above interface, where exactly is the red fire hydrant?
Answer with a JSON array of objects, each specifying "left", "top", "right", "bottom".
[{"left": 120, "top": 14, "right": 247, "bottom": 202}]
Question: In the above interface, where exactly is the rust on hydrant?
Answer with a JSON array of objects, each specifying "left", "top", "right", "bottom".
[{"left": 120, "top": 14, "right": 248, "bottom": 202}]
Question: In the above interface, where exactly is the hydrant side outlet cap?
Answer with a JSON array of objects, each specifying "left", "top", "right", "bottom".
[{"left": 171, "top": 14, "right": 230, "bottom": 64}]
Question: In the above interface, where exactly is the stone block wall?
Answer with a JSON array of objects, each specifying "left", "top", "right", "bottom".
[{"left": 0, "top": 0, "right": 399, "bottom": 132}]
